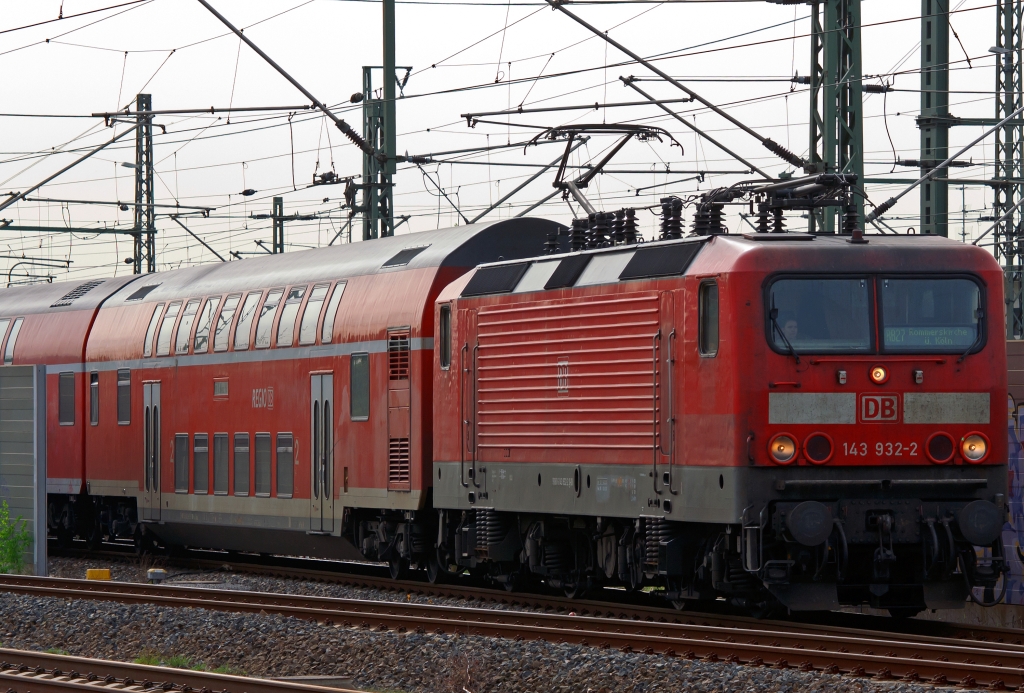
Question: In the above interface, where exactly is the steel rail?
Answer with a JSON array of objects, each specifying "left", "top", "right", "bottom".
[
  {"left": 4, "top": 575, "right": 1024, "bottom": 689},
  {"left": 0, "top": 647, "right": 358, "bottom": 693}
]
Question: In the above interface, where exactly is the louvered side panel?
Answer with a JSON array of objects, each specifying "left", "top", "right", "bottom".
[
  {"left": 476, "top": 293, "right": 660, "bottom": 463},
  {"left": 388, "top": 438, "right": 411, "bottom": 488}
]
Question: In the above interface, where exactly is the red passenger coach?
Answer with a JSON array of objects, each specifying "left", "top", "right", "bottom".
[
  {"left": 0, "top": 219, "right": 558, "bottom": 559},
  {"left": 432, "top": 232, "right": 1007, "bottom": 613}
]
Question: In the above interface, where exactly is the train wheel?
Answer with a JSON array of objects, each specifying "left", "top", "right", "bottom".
[
  {"left": 388, "top": 555, "right": 408, "bottom": 581},
  {"left": 426, "top": 554, "right": 444, "bottom": 584},
  {"left": 133, "top": 527, "right": 158, "bottom": 556},
  {"left": 625, "top": 534, "right": 645, "bottom": 592},
  {"left": 887, "top": 607, "right": 923, "bottom": 619}
]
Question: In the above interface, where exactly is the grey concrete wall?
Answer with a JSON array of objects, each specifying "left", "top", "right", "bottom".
[{"left": 0, "top": 366, "right": 45, "bottom": 575}]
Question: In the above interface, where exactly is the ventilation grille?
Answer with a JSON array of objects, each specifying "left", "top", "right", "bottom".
[
  {"left": 382, "top": 246, "right": 429, "bottom": 268},
  {"left": 544, "top": 255, "right": 592, "bottom": 290},
  {"left": 388, "top": 438, "right": 411, "bottom": 487},
  {"left": 51, "top": 279, "right": 104, "bottom": 308},
  {"left": 618, "top": 242, "right": 703, "bottom": 281},
  {"left": 388, "top": 333, "right": 410, "bottom": 380},
  {"left": 126, "top": 284, "right": 161, "bottom": 301},
  {"left": 461, "top": 263, "right": 530, "bottom": 297}
]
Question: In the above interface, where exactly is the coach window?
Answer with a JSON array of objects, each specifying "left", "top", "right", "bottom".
[
  {"left": 298, "top": 284, "right": 329, "bottom": 346},
  {"left": 234, "top": 433, "right": 250, "bottom": 496},
  {"left": 254, "top": 433, "right": 271, "bottom": 496},
  {"left": 276, "top": 286, "right": 305, "bottom": 348},
  {"left": 0, "top": 319, "right": 10, "bottom": 358},
  {"left": 193, "top": 297, "right": 219, "bottom": 354},
  {"left": 117, "top": 369, "right": 131, "bottom": 424},
  {"left": 439, "top": 304, "right": 452, "bottom": 369},
  {"left": 143, "top": 304, "right": 164, "bottom": 358},
  {"left": 234, "top": 292, "right": 262, "bottom": 350},
  {"left": 89, "top": 372, "right": 99, "bottom": 426},
  {"left": 276, "top": 433, "right": 294, "bottom": 498},
  {"left": 351, "top": 352, "right": 370, "bottom": 421},
  {"left": 3, "top": 317, "right": 21, "bottom": 365},
  {"left": 175, "top": 299, "right": 201, "bottom": 354},
  {"left": 58, "top": 372, "right": 75, "bottom": 426},
  {"left": 321, "top": 282, "right": 347, "bottom": 344},
  {"left": 193, "top": 434, "right": 209, "bottom": 494},
  {"left": 174, "top": 434, "right": 189, "bottom": 493},
  {"left": 155, "top": 301, "right": 181, "bottom": 357},
  {"left": 699, "top": 282, "right": 719, "bottom": 356},
  {"left": 255, "top": 289, "right": 284, "bottom": 349},
  {"left": 214, "top": 294, "right": 240, "bottom": 352},
  {"left": 213, "top": 433, "right": 229, "bottom": 495}
]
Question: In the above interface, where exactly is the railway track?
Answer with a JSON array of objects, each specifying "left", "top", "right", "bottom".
[
  {"left": 0, "top": 647, "right": 358, "bottom": 693},
  {"left": 6, "top": 573, "right": 1024, "bottom": 689}
]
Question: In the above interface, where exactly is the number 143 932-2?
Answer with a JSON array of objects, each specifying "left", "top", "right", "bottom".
[{"left": 842, "top": 441, "right": 918, "bottom": 457}]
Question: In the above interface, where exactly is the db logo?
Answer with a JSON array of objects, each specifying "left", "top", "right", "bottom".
[{"left": 860, "top": 394, "right": 899, "bottom": 422}]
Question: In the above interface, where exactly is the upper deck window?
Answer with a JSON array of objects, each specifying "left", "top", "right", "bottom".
[
  {"left": 234, "top": 292, "right": 262, "bottom": 350},
  {"left": 880, "top": 277, "right": 982, "bottom": 353},
  {"left": 767, "top": 278, "right": 872, "bottom": 353}
]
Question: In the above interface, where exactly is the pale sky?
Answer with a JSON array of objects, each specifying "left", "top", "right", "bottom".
[{"left": 0, "top": 0, "right": 1007, "bottom": 283}]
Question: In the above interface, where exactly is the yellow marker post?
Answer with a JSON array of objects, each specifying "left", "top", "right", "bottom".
[{"left": 85, "top": 568, "right": 111, "bottom": 581}]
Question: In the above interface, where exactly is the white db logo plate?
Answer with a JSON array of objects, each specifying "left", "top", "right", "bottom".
[{"left": 860, "top": 394, "right": 899, "bottom": 422}]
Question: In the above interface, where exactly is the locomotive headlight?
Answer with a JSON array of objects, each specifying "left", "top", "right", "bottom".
[
  {"left": 961, "top": 433, "right": 989, "bottom": 463},
  {"left": 769, "top": 434, "right": 797, "bottom": 464},
  {"left": 869, "top": 365, "right": 889, "bottom": 384}
]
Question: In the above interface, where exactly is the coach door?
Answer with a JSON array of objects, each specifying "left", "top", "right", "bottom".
[
  {"left": 142, "top": 381, "right": 161, "bottom": 522},
  {"left": 309, "top": 373, "right": 334, "bottom": 533},
  {"left": 654, "top": 292, "right": 678, "bottom": 497}
]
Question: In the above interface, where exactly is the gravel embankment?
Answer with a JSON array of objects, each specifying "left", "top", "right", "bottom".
[{"left": 32, "top": 557, "right": 983, "bottom": 693}]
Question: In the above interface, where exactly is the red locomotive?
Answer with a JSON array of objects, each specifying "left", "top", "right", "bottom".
[{"left": 0, "top": 214, "right": 1007, "bottom": 615}]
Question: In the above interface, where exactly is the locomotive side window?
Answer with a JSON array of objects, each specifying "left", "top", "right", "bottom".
[
  {"left": 213, "top": 433, "right": 229, "bottom": 495},
  {"left": 276, "top": 286, "right": 306, "bottom": 348},
  {"left": 3, "top": 317, "right": 21, "bottom": 365},
  {"left": 276, "top": 433, "right": 294, "bottom": 498},
  {"left": 233, "top": 292, "right": 262, "bottom": 350},
  {"left": 117, "top": 369, "right": 131, "bottom": 425},
  {"left": 89, "top": 372, "right": 99, "bottom": 426},
  {"left": 234, "top": 432, "right": 250, "bottom": 496},
  {"left": 880, "top": 277, "right": 982, "bottom": 353},
  {"left": 298, "top": 284, "right": 329, "bottom": 345},
  {"left": 155, "top": 301, "right": 181, "bottom": 357},
  {"left": 699, "top": 282, "right": 719, "bottom": 356},
  {"left": 174, "top": 434, "right": 189, "bottom": 493},
  {"left": 351, "top": 352, "right": 370, "bottom": 421},
  {"left": 143, "top": 304, "right": 164, "bottom": 358},
  {"left": 576, "top": 252, "right": 635, "bottom": 286},
  {"left": 322, "top": 282, "right": 347, "bottom": 344},
  {"left": 767, "top": 278, "right": 872, "bottom": 353},
  {"left": 175, "top": 299, "right": 201, "bottom": 355},
  {"left": 255, "top": 289, "right": 284, "bottom": 349},
  {"left": 193, "top": 296, "right": 220, "bottom": 354},
  {"left": 439, "top": 304, "right": 452, "bottom": 370},
  {"left": 58, "top": 372, "right": 75, "bottom": 425},
  {"left": 214, "top": 294, "right": 240, "bottom": 352},
  {"left": 193, "top": 434, "right": 209, "bottom": 494},
  {"left": 254, "top": 433, "right": 271, "bottom": 496}
]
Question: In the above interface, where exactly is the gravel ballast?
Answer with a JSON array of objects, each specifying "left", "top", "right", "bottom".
[{"left": 27, "top": 557, "right": 983, "bottom": 692}]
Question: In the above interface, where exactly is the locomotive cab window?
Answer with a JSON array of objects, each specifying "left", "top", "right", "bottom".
[
  {"left": 58, "top": 372, "right": 75, "bottom": 425},
  {"left": 767, "top": 277, "right": 872, "bottom": 353},
  {"left": 351, "top": 352, "right": 370, "bottom": 421},
  {"left": 439, "top": 304, "right": 452, "bottom": 369},
  {"left": 699, "top": 282, "right": 719, "bottom": 356},
  {"left": 880, "top": 277, "right": 983, "bottom": 353},
  {"left": 89, "top": 372, "right": 99, "bottom": 425},
  {"left": 143, "top": 304, "right": 164, "bottom": 358}
]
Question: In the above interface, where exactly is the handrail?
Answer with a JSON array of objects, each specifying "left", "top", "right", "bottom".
[
  {"left": 471, "top": 343, "right": 481, "bottom": 489},
  {"left": 665, "top": 329, "right": 678, "bottom": 495},
  {"left": 651, "top": 329, "right": 662, "bottom": 495},
  {"left": 459, "top": 343, "right": 469, "bottom": 488}
]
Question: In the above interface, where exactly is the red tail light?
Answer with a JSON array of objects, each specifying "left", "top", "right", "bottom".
[
  {"left": 803, "top": 433, "right": 833, "bottom": 464},
  {"left": 925, "top": 432, "right": 955, "bottom": 464}
]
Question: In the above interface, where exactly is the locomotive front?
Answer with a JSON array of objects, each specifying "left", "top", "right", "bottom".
[{"left": 742, "top": 236, "right": 1007, "bottom": 615}]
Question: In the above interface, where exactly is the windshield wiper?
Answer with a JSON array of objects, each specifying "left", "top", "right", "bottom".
[
  {"left": 769, "top": 306, "right": 800, "bottom": 364},
  {"left": 957, "top": 310, "right": 983, "bottom": 363}
]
